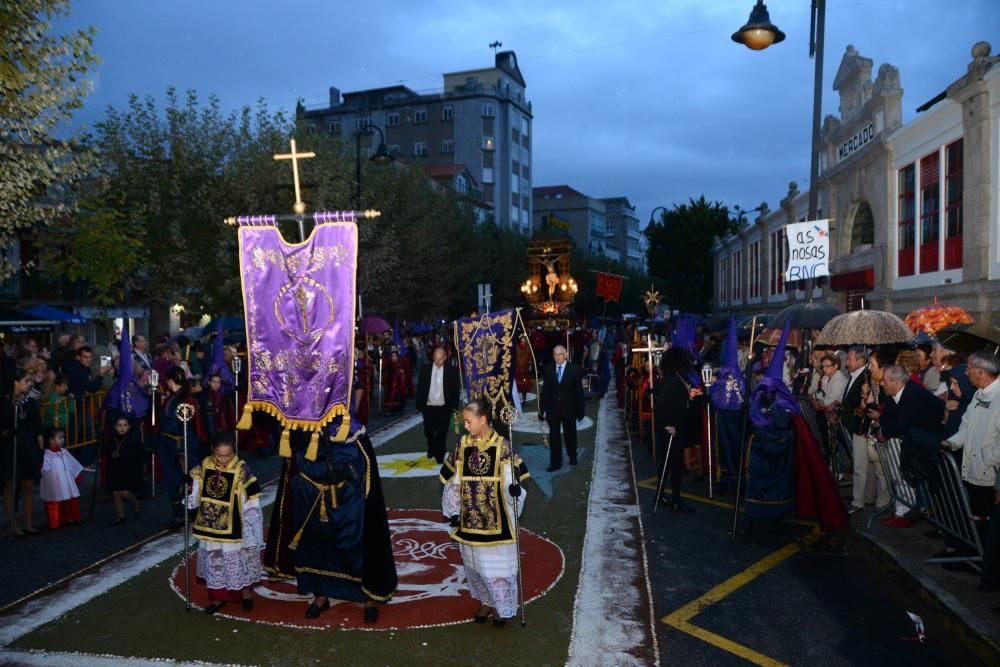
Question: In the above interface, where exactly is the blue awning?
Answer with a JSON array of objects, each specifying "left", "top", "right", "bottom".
[
  {"left": 0, "top": 307, "right": 57, "bottom": 333},
  {"left": 24, "top": 304, "right": 88, "bottom": 324}
]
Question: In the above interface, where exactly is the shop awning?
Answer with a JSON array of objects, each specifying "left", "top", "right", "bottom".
[
  {"left": 24, "top": 304, "right": 88, "bottom": 324},
  {"left": 829, "top": 268, "right": 874, "bottom": 292},
  {"left": 0, "top": 307, "right": 58, "bottom": 333}
]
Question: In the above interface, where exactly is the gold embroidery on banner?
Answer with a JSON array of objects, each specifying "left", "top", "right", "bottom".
[{"left": 459, "top": 311, "right": 515, "bottom": 415}]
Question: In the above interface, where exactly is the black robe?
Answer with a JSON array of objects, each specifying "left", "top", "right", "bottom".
[{"left": 264, "top": 418, "right": 397, "bottom": 603}]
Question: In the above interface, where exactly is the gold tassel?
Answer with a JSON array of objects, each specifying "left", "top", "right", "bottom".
[
  {"left": 236, "top": 403, "right": 254, "bottom": 430},
  {"left": 289, "top": 526, "right": 304, "bottom": 550},
  {"left": 319, "top": 489, "right": 329, "bottom": 523},
  {"left": 305, "top": 430, "right": 320, "bottom": 461},
  {"left": 279, "top": 428, "right": 291, "bottom": 458}
]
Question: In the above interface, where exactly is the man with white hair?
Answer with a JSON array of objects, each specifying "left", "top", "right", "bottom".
[{"left": 942, "top": 352, "right": 1000, "bottom": 573}]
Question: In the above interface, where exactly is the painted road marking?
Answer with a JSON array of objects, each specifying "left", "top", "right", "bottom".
[{"left": 640, "top": 474, "right": 823, "bottom": 665}]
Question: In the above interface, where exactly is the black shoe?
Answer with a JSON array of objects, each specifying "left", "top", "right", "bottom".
[
  {"left": 474, "top": 607, "right": 491, "bottom": 624},
  {"left": 569, "top": 457, "right": 578, "bottom": 465},
  {"left": 670, "top": 501, "right": 695, "bottom": 514},
  {"left": 205, "top": 602, "right": 225, "bottom": 616},
  {"left": 493, "top": 616, "right": 507, "bottom": 628},
  {"left": 305, "top": 599, "right": 330, "bottom": 619},
  {"left": 242, "top": 597, "right": 254, "bottom": 611},
  {"left": 546, "top": 464, "right": 561, "bottom": 472},
  {"left": 363, "top": 605, "right": 378, "bottom": 624}
]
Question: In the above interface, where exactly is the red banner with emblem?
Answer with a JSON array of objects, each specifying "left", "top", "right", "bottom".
[{"left": 595, "top": 272, "right": 623, "bottom": 302}]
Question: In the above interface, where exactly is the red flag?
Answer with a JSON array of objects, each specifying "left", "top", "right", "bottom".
[{"left": 595, "top": 272, "right": 623, "bottom": 302}]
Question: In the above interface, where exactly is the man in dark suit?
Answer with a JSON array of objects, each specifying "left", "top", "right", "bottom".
[
  {"left": 834, "top": 345, "right": 875, "bottom": 512},
  {"left": 416, "top": 347, "right": 460, "bottom": 464},
  {"left": 875, "top": 364, "right": 945, "bottom": 526},
  {"left": 539, "top": 345, "right": 586, "bottom": 471}
]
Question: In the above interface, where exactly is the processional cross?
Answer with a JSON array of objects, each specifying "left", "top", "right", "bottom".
[
  {"left": 274, "top": 139, "right": 316, "bottom": 215},
  {"left": 633, "top": 333, "right": 668, "bottom": 459}
]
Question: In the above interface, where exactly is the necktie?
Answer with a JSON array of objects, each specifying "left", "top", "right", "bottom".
[{"left": 557, "top": 365, "right": 563, "bottom": 383}]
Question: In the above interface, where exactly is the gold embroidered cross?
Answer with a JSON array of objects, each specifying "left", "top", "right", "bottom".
[{"left": 273, "top": 138, "right": 316, "bottom": 215}]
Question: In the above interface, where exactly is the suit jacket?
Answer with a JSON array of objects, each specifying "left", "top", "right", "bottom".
[
  {"left": 839, "top": 368, "right": 871, "bottom": 435},
  {"left": 880, "top": 381, "right": 945, "bottom": 470},
  {"left": 415, "top": 361, "right": 460, "bottom": 412},
  {"left": 540, "top": 361, "right": 585, "bottom": 422}
]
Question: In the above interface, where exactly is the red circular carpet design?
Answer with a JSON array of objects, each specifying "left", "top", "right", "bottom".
[{"left": 169, "top": 508, "right": 564, "bottom": 630}]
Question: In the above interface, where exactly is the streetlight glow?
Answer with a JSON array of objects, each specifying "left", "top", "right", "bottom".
[{"left": 731, "top": 0, "right": 785, "bottom": 51}]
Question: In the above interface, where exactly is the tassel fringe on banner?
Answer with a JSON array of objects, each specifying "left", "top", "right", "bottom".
[{"left": 237, "top": 400, "right": 351, "bottom": 461}]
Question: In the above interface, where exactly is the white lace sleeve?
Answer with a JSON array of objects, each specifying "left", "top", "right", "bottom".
[
  {"left": 242, "top": 496, "right": 265, "bottom": 550},
  {"left": 185, "top": 479, "right": 201, "bottom": 510},
  {"left": 442, "top": 477, "right": 461, "bottom": 517}
]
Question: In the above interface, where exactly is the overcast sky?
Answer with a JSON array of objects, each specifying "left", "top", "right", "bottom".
[{"left": 60, "top": 0, "right": 995, "bottom": 227}]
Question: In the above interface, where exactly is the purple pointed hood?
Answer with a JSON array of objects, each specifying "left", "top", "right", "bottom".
[
  {"left": 102, "top": 321, "right": 150, "bottom": 419},
  {"left": 208, "top": 322, "right": 236, "bottom": 391},
  {"left": 710, "top": 316, "right": 745, "bottom": 410},
  {"left": 750, "top": 320, "right": 799, "bottom": 426}
]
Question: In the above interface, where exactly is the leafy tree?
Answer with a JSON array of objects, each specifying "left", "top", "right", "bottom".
[
  {"left": 645, "top": 196, "right": 738, "bottom": 314},
  {"left": 0, "top": 0, "right": 98, "bottom": 279}
]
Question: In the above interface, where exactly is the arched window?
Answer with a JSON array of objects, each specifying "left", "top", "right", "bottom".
[{"left": 850, "top": 201, "right": 874, "bottom": 252}]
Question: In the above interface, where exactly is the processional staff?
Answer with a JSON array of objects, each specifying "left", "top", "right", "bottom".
[
  {"left": 176, "top": 402, "right": 196, "bottom": 611},
  {"left": 499, "top": 400, "right": 527, "bottom": 628},
  {"left": 632, "top": 333, "right": 668, "bottom": 460},
  {"left": 149, "top": 369, "right": 159, "bottom": 499},
  {"left": 232, "top": 355, "right": 242, "bottom": 455},
  {"left": 701, "top": 364, "right": 715, "bottom": 500}
]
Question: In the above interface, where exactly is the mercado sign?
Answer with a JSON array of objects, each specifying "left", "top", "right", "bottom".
[{"left": 837, "top": 122, "right": 875, "bottom": 163}]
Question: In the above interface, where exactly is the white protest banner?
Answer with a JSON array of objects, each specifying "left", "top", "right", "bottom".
[{"left": 784, "top": 219, "right": 830, "bottom": 281}]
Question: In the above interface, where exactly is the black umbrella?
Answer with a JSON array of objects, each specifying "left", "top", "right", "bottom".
[
  {"left": 704, "top": 312, "right": 734, "bottom": 332},
  {"left": 938, "top": 321, "right": 1000, "bottom": 355},
  {"left": 768, "top": 302, "right": 842, "bottom": 331}
]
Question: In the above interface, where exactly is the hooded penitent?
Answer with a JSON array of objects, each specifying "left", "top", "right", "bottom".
[
  {"left": 749, "top": 320, "right": 800, "bottom": 428},
  {"left": 710, "top": 316, "right": 745, "bottom": 411}
]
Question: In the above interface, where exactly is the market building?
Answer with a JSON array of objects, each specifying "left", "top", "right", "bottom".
[{"left": 712, "top": 41, "right": 1000, "bottom": 323}]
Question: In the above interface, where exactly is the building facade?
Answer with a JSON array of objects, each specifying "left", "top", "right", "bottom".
[
  {"left": 532, "top": 185, "right": 616, "bottom": 260},
  {"left": 601, "top": 197, "right": 644, "bottom": 270},
  {"left": 712, "top": 41, "right": 1000, "bottom": 324},
  {"left": 302, "top": 51, "right": 533, "bottom": 233}
]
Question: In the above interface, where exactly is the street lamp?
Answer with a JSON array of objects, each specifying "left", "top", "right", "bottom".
[
  {"left": 731, "top": 0, "right": 824, "bottom": 224},
  {"left": 647, "top": 205, "right": 670, "bottom": 229},
  {"left": 355, "top": 124, "right": 393, "bottom": 206},
  {"left": 731, "top": 1, "right": 786, "bottom": 51}
]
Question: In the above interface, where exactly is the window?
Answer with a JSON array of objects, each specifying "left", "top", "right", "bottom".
[
  {"left": 413, "top": 141, "right": 427, "bottom": 157},
  {"left": 512, "top": 172, "right": 519, "bottom": 195},
  {"left": 355, "top": 115, "right": 369, "bottom": 130},
  {"left": 511, "top": 127, "right": 520, "bottom": 144},
  {"left": 387, "top": 144, "right": 400, "bottom": 155},
  {"left": 521, "top": 116, "right": 529, "bottom": 135},
  {"left": 442, "top": 105, "right": 453, "bottom": 121},
  {"left": 414, "top": 109, "right": 427, "bottom": 124},
  {"left": 732, "top": 250, "right": 742, "bottom": 302},
  {"left": 482, "top": 136, "right": 494, "bottom": 151},
  {"left": 386, "top": 112, "right": 399, "bottom": 127},
  {"left": 769, "top": 229, "right": 786, "bottom": 295},
  {"left": 441, "top": 138, "right": 454, "bottom": 154},
  {"left": 522, "top": 164, "right": 530, "bottom": 180},
  {"left": 748, "top": 240, "right": 761, "bottom": 299},
  {"left": 456, "top": 174, "right": 469, "bottom": 195},
  {"left": 522, "top": 195, "right": 530, "bottom": 210},
  {"left": 482, "top": 103, "right": 494, "bottom": 117},
  {"left": 511, "top": 205, "right": 520, "bottom": 223},
  {"left": 482, "top": 167, "right": 494, "bottom": 184},
  {"left": 328, "top": 120, "right": 341, "bottom": 134},
  {"left": 919, "top": 151, "right": 940, "bottom": 273},
  {"left": 719, "top": 256, "right": 729, "bottom": 305},
  {"left": 945, "top": 139, "right": 963, "bottom": 269},
  {"left": 897, "top": 164, "right": 916, "bottom": 277}
]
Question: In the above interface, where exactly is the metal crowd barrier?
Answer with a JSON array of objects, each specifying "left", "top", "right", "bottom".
[
  {"left": 39, "top": 390, "right": 108, "bottom": 451},
  {"left": 870, "top": 438, "right": 985, "bottom": 570},
  {"left": 798, "top": 397, "right": 853, "bottom": 479}
]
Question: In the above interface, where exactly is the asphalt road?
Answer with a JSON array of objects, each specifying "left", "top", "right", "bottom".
[
  {"left": 632, "top": 437, "right": 984, "bottom": 666},
  {"left": 0, "top": 407, "right": 415, "bottom": 611}
]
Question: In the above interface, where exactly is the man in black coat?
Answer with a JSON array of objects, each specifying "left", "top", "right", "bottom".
[
  {"left": 875, "top": 364, "right": 944, "bottom": 526},
  {"left": 539, "top": 345, "right": 586, "bottom": 471},
  {"left": 415, "top": 347, "right": 460, "bottom": 464}
]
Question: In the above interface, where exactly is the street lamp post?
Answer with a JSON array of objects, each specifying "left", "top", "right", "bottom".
[
  {"left": 647, "top": 205, "right": 670, "bottom": 229},
  {"left": 733, "top": 0, "right": 826, "bottom": 303},
  {"left": 732, "top": 0, "right": 824, "bottom": 224},
  {"left": 354, "top": 124, "right": 394, "bottom": 207}
]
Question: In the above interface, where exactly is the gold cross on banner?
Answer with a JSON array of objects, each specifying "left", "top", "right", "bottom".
[{"left": 274, "top": 138, "right": 316, "bottom": 215}]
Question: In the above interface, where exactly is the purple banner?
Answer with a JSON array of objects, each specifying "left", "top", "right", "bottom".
[
  {"left": 237, "top": 223, "right": 357, "bottom": 431},
  {"left": 456, "top": 309, "right": 515, "bottom": 407}
]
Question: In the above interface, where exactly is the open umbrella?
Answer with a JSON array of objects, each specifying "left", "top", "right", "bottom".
[
  {"left": 704, "top": 312, "right": 734, "bottom": 332},
  {"left": 757, "top": 327, "right": 819, "bottom": 349},
  {"left": 938, "top": 320, "right": 1000, "bottom": 355},
  {"left": 768, "top": 302, "right": 841, "bottom": 330},
  {"left": 205, "top": 315, "right": 245, "bottom": 333},
  {"left": 361, "top": 315, "right": 391, "bottom": 335},
  {"left": 904, "top": 296, "right": 974, "bottom": 336},
  {"left": 815, "top": 309, "right": 913, "bottom": 347}
]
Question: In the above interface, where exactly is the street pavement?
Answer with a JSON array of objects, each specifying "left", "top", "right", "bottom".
[
  {"left": 629, "top": 429, "right": 985, "bottom": 666},
  {"left": 0, "top": 407, "right": 415, "bottom": 611}
]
